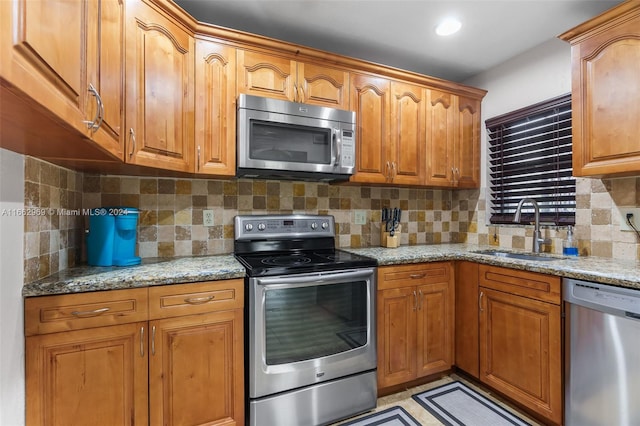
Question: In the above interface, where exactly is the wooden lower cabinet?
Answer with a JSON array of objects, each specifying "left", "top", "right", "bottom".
[
  {"left": 149, "top": 309, "right": 244, "bottom": 425},
  {"left": 25, "top": 279, "right": 244, "bottom": 426},
  {"left": 454, "top": 261, "right": 479, "bottom": 378},
  {"left": 26, "top": 322, "right": 148, "bottom": 426},
  {"left": 377, "top": 262, "right": 454, "bottom": 389},
  {"left": 478, "top": 264, "right": 562, "bottom": 425}
]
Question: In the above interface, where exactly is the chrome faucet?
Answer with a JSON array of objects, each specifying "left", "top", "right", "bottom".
[{"left": 513, "top": 198, "right": 551, "bottom": 253}]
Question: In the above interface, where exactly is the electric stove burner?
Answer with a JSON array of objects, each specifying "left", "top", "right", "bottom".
[
  {"left": 261, "top": 254, "right": 312, "bottom": 267},
  {"left": 314, "top": 252, "right": 336, "bottom": 261},
  {"left": 234, "top": 215, "right": 377, "bottom": 277}
]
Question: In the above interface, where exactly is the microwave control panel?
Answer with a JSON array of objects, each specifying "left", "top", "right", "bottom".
[{"left": 340, "top": 130, "right": 355, "bottom": 168}]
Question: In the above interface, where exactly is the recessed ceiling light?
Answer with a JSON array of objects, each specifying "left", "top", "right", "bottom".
[{"left": 435, "top": 18, "right": 462, "bottom": 36}]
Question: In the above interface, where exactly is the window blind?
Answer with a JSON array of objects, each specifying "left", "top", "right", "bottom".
[{"left": 487, "top": 93, "right": 575, "bottom": 226}]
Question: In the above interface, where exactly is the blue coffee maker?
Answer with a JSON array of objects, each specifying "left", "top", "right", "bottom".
[{"left": 86, "top": 207, "right": 141, "bottom": 266}]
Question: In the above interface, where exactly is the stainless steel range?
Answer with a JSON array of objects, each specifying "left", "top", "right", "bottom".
[{"left": 234, "top": 214, "right": 378, "bottom": 426}]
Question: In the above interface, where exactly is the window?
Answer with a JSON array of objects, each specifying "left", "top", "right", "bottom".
[{"left": 487, "top": 93, "right": 575, "bottom": 226}]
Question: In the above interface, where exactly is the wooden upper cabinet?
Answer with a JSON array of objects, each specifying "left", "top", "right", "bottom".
[
  {"left": 86, "top": 0, "right": 125, "bottom": 159},
  {"left": 389, "top": 81, "right": 426, "bottom": 186},
  {"left": 236, "top": 50, "right": 349, "bottom": 109},
  {"left": 297, "top": 61, "right": 350, "bottom": 109},
  {"left": 349, "top": 73, "right": 391, "bottom": 184},
  {"left": 456, "top": 96, "right": 481, "bottom": 188},
  {"left": 426, "top": 89, "right": 456, "bottom": 186},
  {"left": 125, "top": 0, "right": 194, "bottom": 172},
  {"left": 559, "top": 3, "right": 640, "bottom": 177},
  {"left": 426, "top": 90, "right": 480, "bottom": 188},
  {"left": 0, "top": 0, "right": 124, "bottom": 160},
  {"left": 195, "top": 37, "right": 237, "bottom": 176},
  {"left": 0, "top": 0, "right": 85, "bottom": 123},
  {"left": 237, "top": 50, "right": 296, "bottom": 101}
]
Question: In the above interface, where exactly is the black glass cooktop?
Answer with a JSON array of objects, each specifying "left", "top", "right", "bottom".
[{"left": 235, "top": 249, "right": 377, "bottom": 277}]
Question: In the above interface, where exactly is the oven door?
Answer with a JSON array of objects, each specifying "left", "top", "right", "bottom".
[
  {"left": 248, "top": 268, "right": 376, "bottom": 398},
  {"left": 238, "top": 107, "right": 354, "bottom": 176}
]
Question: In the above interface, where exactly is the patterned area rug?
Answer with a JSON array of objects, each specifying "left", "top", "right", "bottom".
[
  {"left": 339, "top": 406, "right": 421, "bottom": 426},
  {"left": 411, "top": 381, "right": 532, "bottom": 426}
]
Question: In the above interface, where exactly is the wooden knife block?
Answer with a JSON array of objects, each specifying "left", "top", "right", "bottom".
[{"left": 380, "top": 224, "right": 401, "bottom": 248}]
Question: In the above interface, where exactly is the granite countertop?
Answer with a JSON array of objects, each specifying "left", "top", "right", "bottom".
[
  {"left": 23, "top": 243, "right": 640, "bottom": 297},
  {"left": 22, "top": 255, "right": 246, "bottom": 297}
]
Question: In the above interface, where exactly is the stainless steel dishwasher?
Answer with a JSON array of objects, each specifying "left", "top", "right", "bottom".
[{"left": 564, "top": 278, "right": 640, "bottom": 426}]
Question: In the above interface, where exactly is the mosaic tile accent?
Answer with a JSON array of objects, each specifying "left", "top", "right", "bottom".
[
  {"left": 454, "top": 177, "right": 640, "bottom": 261},
  {"left": 81, "top": 174, "right": 456, "bottom": 259},
  {"left": 23, "top": 156, "right": 640, "bottom": 284},
  {"left": 23, "top": 157, "right": 83, "bottom": 283}
]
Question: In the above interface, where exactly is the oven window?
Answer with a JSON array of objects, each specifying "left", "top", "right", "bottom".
[
  {"left": 264, "top": 281, "right": 368, "bottom": 365},
  {"left": 249, "top": 120, "right": 332, "bottom": 164}
]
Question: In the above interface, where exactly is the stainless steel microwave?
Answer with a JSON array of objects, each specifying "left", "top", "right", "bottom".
[{"left": 237, "top": 94, "right": 356, "bottom": 181}]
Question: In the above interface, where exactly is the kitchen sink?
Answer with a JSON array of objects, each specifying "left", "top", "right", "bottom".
[{"left": 471, "top": 249, "right": 561, "bottom": 262}]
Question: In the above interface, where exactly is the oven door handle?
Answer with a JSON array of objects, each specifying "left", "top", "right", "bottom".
[{"left": 255, "top": 269, "right": 374, "bottom": 288}]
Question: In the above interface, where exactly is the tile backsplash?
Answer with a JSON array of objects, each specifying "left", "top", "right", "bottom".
[{"left": 23, "top": 157, "right": 640, "bottom": 284}]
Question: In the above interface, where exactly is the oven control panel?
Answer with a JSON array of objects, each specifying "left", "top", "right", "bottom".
[{"left": 235, "top": 215, "right": 335, "bottom": 240}]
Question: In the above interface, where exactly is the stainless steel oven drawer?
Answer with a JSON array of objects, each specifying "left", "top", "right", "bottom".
[{"left": 249, "top": 370, "right": 377, "bottom": 426}]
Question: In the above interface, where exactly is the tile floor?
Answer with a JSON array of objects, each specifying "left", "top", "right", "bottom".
[{"left": 332, "top": 374, "right": 542, "bottom": 425}]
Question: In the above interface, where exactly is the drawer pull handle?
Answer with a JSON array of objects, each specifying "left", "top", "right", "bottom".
[
  {"left": 184, "top": 295, "right": 215, "bottom": 305},
  {"left": 410, "top": 274, "right": 426, "bottom": 279},
  {"left": 71, "top": 307, "right": 110, "bottom": 317}
]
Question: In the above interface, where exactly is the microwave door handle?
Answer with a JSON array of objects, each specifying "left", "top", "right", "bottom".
[{"left": 332, "top": 129, "right": 341, "bottom": 168}]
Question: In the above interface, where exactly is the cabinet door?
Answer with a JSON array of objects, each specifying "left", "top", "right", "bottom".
[
  {"left": 349, "top": 73, "right": 391, "bottom": 184},
  {"left": 125, "top": 0, "right": 194, "bottom": 172},
  {"left": 456, "top": 96, "right": 480, "bottom": 188},
  {"left": 26, "top": 322, "right": 148, "bottom": 426},
  {"left": 425, "top": 89, "right": 456, "bottom": 187},
  {"left": 85, "top": 0, "right": 125, "bottom": 159},
  {"left": 236, "top": 50, "right": 296, "bottom": 101},
  {"left": 377, "top": 287, "right": 417, "bottom": 388},
  {"left": 570, "top": 8, "right": 640, "bottom": 177},
  {"left": 0, "top": 0, "right": 86, "bottom": 126},
  {"left": 389, "top": 81, "right": 425, "bottom": 186},
  {"left": 416, "top": 281, "right": 454, "bottom": 377},
  {"left": 454, "top": 261, "right": 479, "bottom": 378},
  {"left": 195, "top": 37, "right": 236, "bottom": 176},
  {"left": 149, "top": 310, "right": 244, "bottom": 426},
  {"left": 479, "top": 288, "right": 562, "bottom": 425},
  {"left": 297, "top": 61, "right": 350, "bottom": 109}
]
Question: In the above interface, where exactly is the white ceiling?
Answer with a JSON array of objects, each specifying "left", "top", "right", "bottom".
[{"left": 174, "top": 0, "right": 622, "bottom": 83}]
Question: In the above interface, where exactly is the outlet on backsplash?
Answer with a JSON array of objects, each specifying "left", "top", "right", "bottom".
[
  {"left": 354, "top": 210, "right": 367, "bottom": 225},
  {"left": 619, "top": 207, "right": 640, "bottom": 232},
  {"left": 203, "top": 210, "right": 214, "bottom": 226}
]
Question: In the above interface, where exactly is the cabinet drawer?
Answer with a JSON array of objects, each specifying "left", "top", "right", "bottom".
[
  {"left": 25, "top": 288, "right": 148, "bottom": 336},
  {"left": 478, "top": 265, "right": 560, "bottom": 305},
  {"left": 149, "top": 279, "right": 243, "bottom": 319},
  {"left": 378, "top": 262, "right": 451, "bottom": 290}
]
